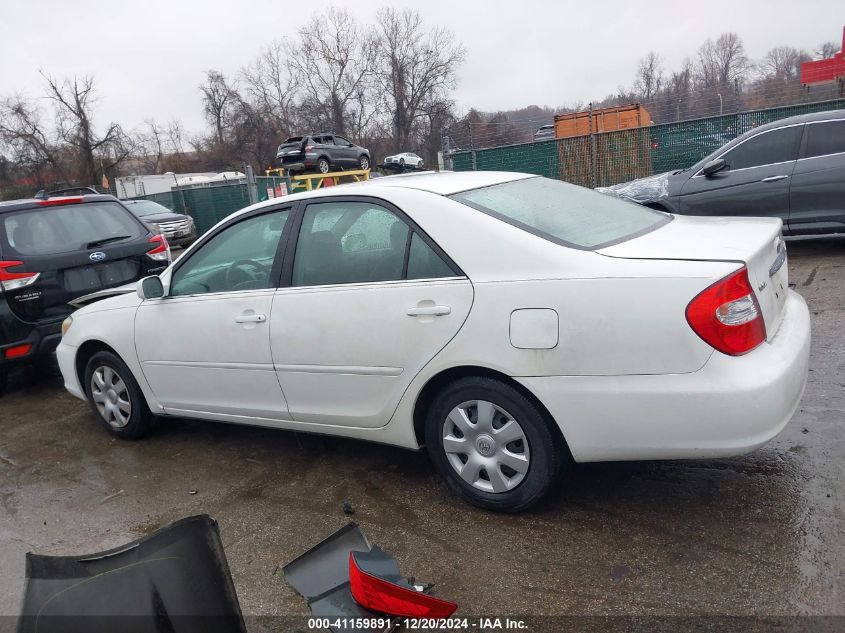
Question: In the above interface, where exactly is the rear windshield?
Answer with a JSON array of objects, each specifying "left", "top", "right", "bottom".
[
  {"left": 125, "top": 200, "right": 172, "bottom": 217},
  {"left": 1, "top": 202, "right": 143, "bottom": 256},
  {"left": 450, "top": 176, "right": 670, "bottom": 249}
]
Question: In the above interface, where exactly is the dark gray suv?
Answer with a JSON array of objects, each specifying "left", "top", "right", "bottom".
[
  {"left": 276, "top": 134, "right": 371, "bottom": 175},
  {"left": 601, "top": 110, "right": 845, "bottom": 236}
]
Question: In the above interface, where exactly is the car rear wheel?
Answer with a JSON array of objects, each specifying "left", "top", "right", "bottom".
[
  {"left": 425, "top": 377, "right": 563, "bottom": 512},
  {"left": 359, "top": 155, "right": 370, "bottom": 170},
  {"left": 317, "top": 158, "right": 330, "bottom": 174},
  {"left": 84, "top": 351, "right": 155, "bottom": 439}
]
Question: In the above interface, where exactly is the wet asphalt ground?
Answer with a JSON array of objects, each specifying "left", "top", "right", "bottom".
[{"left": 0, "top": 237, "right": 843, "bottom": 628}]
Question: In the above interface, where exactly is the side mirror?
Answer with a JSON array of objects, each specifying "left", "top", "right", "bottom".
[
  {"left": 137, "top": 276, "right": 165, "bottom": 300},
  {"left": 702, "top": 158, "right": 727, "bottom": 176}
]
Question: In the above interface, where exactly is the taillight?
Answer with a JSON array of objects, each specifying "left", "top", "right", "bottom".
[
  {"left": 686, "top": 267, "right": 766, "bottom": 356},
  {"left": 348, "top": 552, "right": 457, "bottom": 618},
  {"left": 4, "top": 343, "right": 32, "bottom": 359},
  {"left": 0, "top": 260, "right": 40, "bottom": 292},
  {"left": 36, "top": 196, "right": 84, "bottom": 206},
  {"left": 146, "top": 234, "right": 171, "bottom": 262},
  {"left": 304, "top": 145, "right": 314, "bottom": 151}
]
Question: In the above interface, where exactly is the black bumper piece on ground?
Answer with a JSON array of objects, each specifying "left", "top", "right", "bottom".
[{"left": 17, "top": 515, "right": 246, "bottom": 633}]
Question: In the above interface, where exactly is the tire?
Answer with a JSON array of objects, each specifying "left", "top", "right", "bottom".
[
  {"left": 83, "top": 351, "right": 155, "bottom": 439},
  {"left": 425, "top": 377, "right": 564, "bottom": 512},
  {"left": 0, "top": 367, "right": 7, "bottom": 396},
  {"left": 317, "top": 158, "right": 330, "bottom": 174},
  {"left": 359, "top": 155, "right": 370, "bottom": 170}
]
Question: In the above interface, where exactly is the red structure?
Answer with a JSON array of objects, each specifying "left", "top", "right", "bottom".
[{"left": 801, "top": 27, "right": 845, "bottom": 86}]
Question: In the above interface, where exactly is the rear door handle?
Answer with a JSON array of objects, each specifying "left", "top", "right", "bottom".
[
  {"left": 761, "top": 175, "right": 789, "bottom": 183},
  {"left": 407, "top": 305, "right": 451, "bottom": 317},
  {"left": 235, "top": 314, "right": 267, "bottom": 323}
]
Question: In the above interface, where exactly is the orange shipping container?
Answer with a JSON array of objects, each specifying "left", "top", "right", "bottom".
[{"left": 554, "top": 103, "right": 652, "bottom": 139}]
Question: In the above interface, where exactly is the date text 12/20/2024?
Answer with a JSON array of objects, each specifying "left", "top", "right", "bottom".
[{"left": 307, "top": 618, "right": 529, "bottom": 630}]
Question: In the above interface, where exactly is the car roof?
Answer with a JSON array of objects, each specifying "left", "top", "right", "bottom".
[
  {"left": 743, "top": 108, "right": 845, "bottom": 133},
  {"left": 362, "top": 170, "right": 533, "bottom": 195},
  {"left": 0, "top": 194, "right": 123, "bottom": 214}
]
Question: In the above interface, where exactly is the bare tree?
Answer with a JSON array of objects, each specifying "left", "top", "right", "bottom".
[
  {"left": 199, "top": 70, "right": 239, "bottom": 145},
  {"left": 815, "top": 41, "right": 841, "bottom": 60},
  {"left": 696, "top": 33, "right": 749, "bottom": 88},
  {"left": 285, "top": 8, "right": 377, "bottom": 137},
  {"left": 758, "top": 46, "right": 810, "bottom": 81},
  {"left": 241, "top": 39, "right": 299, "bottom": 138},
  {"left": 0, "top": 95, "right": 68, "bottom": 183},
  {"left": 375, "top": 8, "right": 466, "bottom": 149},
  {"left": 40, "top": 72, "right": 131, "bottom": 186},
  {"left": 634, "top": 52, "right": 664, "bottom": 101}
]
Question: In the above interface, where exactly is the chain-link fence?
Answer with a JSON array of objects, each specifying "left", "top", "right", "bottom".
[
  {"left": 127, "top": 175, "right": 292, "bottom": 237},
  {"left": 449, "top": 98, "right": 845, "bottom": 188}
]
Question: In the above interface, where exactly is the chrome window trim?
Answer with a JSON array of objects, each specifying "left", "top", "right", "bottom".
[{"left": 692, "top": 122, "right": 805, "bottom": 178}]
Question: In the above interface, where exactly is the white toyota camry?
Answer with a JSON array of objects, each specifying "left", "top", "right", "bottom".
[{"left": 57, "top": 171, "right": 811, "bottom": 512}]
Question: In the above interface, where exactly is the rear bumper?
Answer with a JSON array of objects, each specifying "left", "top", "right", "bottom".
[
  {"left": 0, "top": 318, "right": 63, "bottom": 367},
  {"left": 517, "top": 290, "right": 811, "bottom": 462}
]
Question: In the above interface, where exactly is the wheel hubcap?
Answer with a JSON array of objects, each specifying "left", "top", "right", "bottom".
[
  {"left": 91, "top": 366, "right": 132, "bottom": 428},
  {"left": 442, "top": 400, "right": 530, "bottom": 493}
]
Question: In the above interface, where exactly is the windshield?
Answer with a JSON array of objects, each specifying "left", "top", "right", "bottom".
[
  {"left": 450, "top": 176, "right": 670, "bottom": 249},
  {"left": 126, "top": 200, "right": 172, "bottom": 218},
  {"left": 2, "top": 202, "right": 143, "bottom": 255}
]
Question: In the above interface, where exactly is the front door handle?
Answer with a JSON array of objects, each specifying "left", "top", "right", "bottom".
[
  {"left": 235, "top": 314, "right": 267, "bottom": 323},
  {"left": 761, "top": 175, "right": 789, "bottom": 183},
  {"left": 407, "top": 305, "right": 451, "bottom": 317}
]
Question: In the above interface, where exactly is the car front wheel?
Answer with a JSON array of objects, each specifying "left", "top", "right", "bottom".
[
  {"left": 425, "top": 377, "right": 564, "bottom": 512},
  {"left": 84, "top": 351, "right": 155, "bottom": 439},
  {"left": 359, "top": 155, "right": 370, "bottom": 170}
]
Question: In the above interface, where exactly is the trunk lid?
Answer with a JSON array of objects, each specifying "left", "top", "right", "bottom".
[{"left": 599, "top": 215, "right": 789, "bottom": 340}]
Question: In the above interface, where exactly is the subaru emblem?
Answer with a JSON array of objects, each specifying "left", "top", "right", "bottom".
[{"left": 89, "top": 251, "right": 106, "bottom": 262}]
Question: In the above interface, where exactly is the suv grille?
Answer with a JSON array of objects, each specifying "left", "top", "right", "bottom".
[{"left": 157, "top": 219, "right": 192, "bottom": 236}]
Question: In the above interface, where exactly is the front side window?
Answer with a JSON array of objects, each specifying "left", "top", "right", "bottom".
[
  {"left": 1, "top": 202, "right": 143, "bottom": 256},
  {"left": 802, "top": 120, "right": 845, "bottom": 159},
  {"left": 170, "top": 210, "right": 289, "bottom": 296},
  {"left": 334, "top": 136, "right": 353, "bottom": 146},
  {"left": 721, "top": 126, "right": 802, "bottom": 171},
  {"left": 451, "top": 176, "right": 668, "bottom": 250}
]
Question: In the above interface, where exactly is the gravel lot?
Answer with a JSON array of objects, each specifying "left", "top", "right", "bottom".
[{"left": 1, "top": 237, "right": 843, "bottom": 629}]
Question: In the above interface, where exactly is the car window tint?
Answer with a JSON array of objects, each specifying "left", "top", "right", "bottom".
[
  {"left": 722, "top": 126, "right": 802, "bottom": 170},
  {"left": 802, "top": 120, "right": 845, "bottom": 158},
  {"left": 292, "top": 201, "right": 410, "bottom": 286},
  {"left": 451, "top": 177, "right": 668, "bottom": 249},
  {"left": 406, "top": 233, "right": 455, "bottom": 280},
  {"left": 170, "top": 210, "right": 289, "bottom": 296},
  {"left": 1, "top": 202, "right": 142, "bottom": 255}
]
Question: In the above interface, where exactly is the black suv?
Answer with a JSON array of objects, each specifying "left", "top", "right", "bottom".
[
  {"left": 276, "top": 134, "right": 371, "bottom": 175},
  {"left": 0, "top": 188, "right": 171, "bottom": 388}
]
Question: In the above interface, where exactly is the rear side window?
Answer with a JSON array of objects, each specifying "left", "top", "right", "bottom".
[
  {"left": 721, "top": 126, "right": 802, "bottom": 170},
  {"left": 450, "top": 177, "right": 669, "bottom": 250},
  {"left": 802, "top": 120, "right": 845, "bottom": 158},
  {"left": 1, "top": 202, "right": 143, "bottom": 256}
]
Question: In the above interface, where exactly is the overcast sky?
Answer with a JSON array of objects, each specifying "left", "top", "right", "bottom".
[{"left": 2, "top": 0, "right": 842, "bottom": 136}]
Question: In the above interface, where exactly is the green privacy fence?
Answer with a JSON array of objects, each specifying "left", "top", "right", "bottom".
[
  {"left": 130, "top": 176, "right": 292, "bottom": 237},
  {"left": 451, "top": 98, "right": 845, "bottom": 188}
]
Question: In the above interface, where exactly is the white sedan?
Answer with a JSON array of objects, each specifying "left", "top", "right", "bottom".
[
  {"left": 57, "top": 171, "right": 810, "bottom": 512},
  {"left": 384, "top": 152, "right": 424, "bottom": 168}
]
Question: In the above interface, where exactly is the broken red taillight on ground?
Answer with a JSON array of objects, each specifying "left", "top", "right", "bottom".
[
  {"left": 686, "top": 266, "right": 766, "bottom": 356},
  {"left": 349, "top": 550, "right": 457, "bottom": 619}
]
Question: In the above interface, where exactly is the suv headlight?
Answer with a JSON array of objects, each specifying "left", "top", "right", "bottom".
[{"left": 61, "top": 316, "right": 73, "bottom": 337}]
